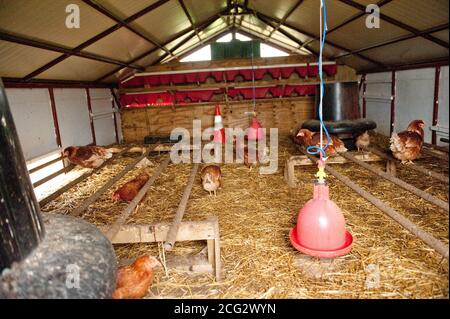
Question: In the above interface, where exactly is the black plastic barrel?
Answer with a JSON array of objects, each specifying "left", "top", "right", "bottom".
[{"left": 0, "top": 80, "right": 45, "bottom": 271}]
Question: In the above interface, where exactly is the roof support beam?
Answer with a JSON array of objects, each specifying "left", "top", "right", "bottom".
[
  {"left": 95, "top": 11, "right": 228, "bottom": 82},
  {"left": 255, "top": 12, "right": 320, "bottom": 58},
  {"left": 338, "top": 0, "right": 449, "bottom": 49},
  {"left": 82, "top": 0, "right": 174, "bottom": 58},
  {"left": 22, "top": 0, "right": 170, "bottom": 81},
  {"left": 0, "top": 32, "right": 144, "bottom": 70},
  {"left": 178, "top": 0, "right": 202, "bottom": 43},
  {"left": 3, "top": 77, "right": 116, "bottom": 88},
  {"left": 235, "top": 26, "right": 292, "bottom": 56},
  {"left": 266, "top": 0, "right": 304, "bottom": 39},
  {"left": 250, "top": 8, "right": 386, "bottom": 67},
  {"left": 336, "top": 23, "right": 449, "bottom": 59}
]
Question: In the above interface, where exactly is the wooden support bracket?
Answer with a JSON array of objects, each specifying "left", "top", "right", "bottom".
[{"left": 100, "top": 217, "right": 222, "bottom": 281}]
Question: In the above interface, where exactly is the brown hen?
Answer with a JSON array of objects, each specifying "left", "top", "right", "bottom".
[
  {"left": 112, "top": 173, "right": 150, "bottom": 202},
  {"left": 112, "top": 255, "right": 161, "bottom": 299},
  {"left": 63, "top": 145, "right": 119, "bottom": 168},
  {"left": 390, "top": 120, "right": 425, "bottom": 164}
]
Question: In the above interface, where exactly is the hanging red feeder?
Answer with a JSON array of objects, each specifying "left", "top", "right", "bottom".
[
  {"left": 247, "top": 117, "right": 264, "bottom": 141},
  {"left": 290, "top": 183, "right": 353, "bottom": 258}
]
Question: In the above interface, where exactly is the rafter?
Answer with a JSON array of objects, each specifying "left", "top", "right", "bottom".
[
  {"left": 339, "top": 0, "right": 449, "bottom": 49},
  {"left": 266, "top": 0, "right": 304, "bottom": 39},
  {"left": 235, "top": 26, "right": 294, "bottom": 56},
  {"left": 23, "top": 0, "right": 170, "bottom": 81},
  {"left": 336, "top": 23, "right": 449, "bottom": 59},
  {"left": 178, "top": 0, "right": 202, "bottom": 43},
  {"left": 95, "top": 11, "right": 228, "bottom": 82},
  {"left": 250, "top": 8, "right": 386, "bottom": 67},
  {"left": 0, "top": 32, "right": 144, "bottom": 70},
  {"left": 3, "top": 77, "right": 116, "bottom": 88},
  {"left": 82, "top": 0, "right": 174, "bottom": 57}
]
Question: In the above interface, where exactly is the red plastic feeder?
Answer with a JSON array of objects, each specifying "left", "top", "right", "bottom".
[
  {"left": 290, "top": 183, "right": 353, "bottom": 258},
  {"left": 213, "top": 104, "right": 225, "bottom": 143},
  {"left": 247, "top": 117, "right": 264, "bottom": 141}
]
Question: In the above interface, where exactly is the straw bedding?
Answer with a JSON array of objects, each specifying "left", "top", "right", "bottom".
[{"left": 41, "top": 135, "right": 449, "bottom": 299}]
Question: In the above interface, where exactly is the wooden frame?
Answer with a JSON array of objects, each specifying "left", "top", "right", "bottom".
[
  {"left": 101, "top": 217, "right": 222, "bottom": 280},
  {"left": 284, "top": 152, "right": 383, "bottom": 188}
]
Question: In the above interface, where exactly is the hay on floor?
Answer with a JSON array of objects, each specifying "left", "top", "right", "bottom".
[{"left": 42, "top": 137, "right": 449, "bottom": 299}]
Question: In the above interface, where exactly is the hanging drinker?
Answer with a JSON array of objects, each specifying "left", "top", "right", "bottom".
[{"left": 290, "top": 182, "right": 353, "bottom": 258}]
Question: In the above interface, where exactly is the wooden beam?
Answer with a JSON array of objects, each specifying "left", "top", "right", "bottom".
[
  {"left": 299, "top": 148, "right": 449, "bottom": 260},
  {"left": 340, "top": 151, "right": 449, "bottom": 211},
  {"left": 368, "top": 146, "right": 448, "bottom": 184},
  {"left": 28, "top": 156, "right": 63, "bottom": 174},
  {"left": 71, "top": 146, "right": 155, "bottom": 217},
  {"left": 338, "top": 0, "right": 449, "bottom": 49},
  {"left": 361, "top": 57, "right": 449, "bottom": 74},
  {"left": 164, "top": 163, "right": 200, "bottom": 250},
  {"left": 22, "top": 0, "right": 170, "bottom": 80},
  {"left": 48, "top": 88, "right": 62, "bottom": 148},
  {"left": 104, "top": 156, "right": 171, "bottom": 240}
]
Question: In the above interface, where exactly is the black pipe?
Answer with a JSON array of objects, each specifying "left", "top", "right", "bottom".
[{"left": 0, "top": 79, "right": 44, "bottom": 271}]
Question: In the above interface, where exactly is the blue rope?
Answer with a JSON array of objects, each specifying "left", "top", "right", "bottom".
[{"left": 307, "top": 0, "right": 331, "bottom": 159}]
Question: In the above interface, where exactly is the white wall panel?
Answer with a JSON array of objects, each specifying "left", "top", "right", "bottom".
[
  {"left": 53, "top": 88, "right": 92, "bottom": 148},
  {"left": 395, "top": 69, "right": 435, "bottom": 143},
  {"left": 365, "top": 72, "right": 392, "bottom": 136},
  {"left": 89, "top": 88, "right": 116, "bottom": 146},
  {"left": 6, "top": 88, "right": 58, "bottom": 160}
]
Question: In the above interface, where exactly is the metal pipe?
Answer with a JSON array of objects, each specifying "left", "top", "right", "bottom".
[
  {"left": 368, "top": 146, "right": 449, "bottom": 184},
  {"left": 0, "top": 80, "right": 45, "bottom": 270},
  {"left": 340, "top": 152, "right": 449, "bottom": 211},
  {"left": 164, "top": 163, "right": 200, "bottom": 251},
  {"left": 390, "top": 71, "right": 396, "bottom": 135},
  {"left": 432, "top": 66, "right": 441, "bottom": 145},
  {"left": 299, "top": 148, "right": 449, "bottom": 260}
]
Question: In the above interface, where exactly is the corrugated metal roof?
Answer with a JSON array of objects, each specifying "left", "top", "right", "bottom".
[
  {"left": 183, "top": 0, "right": 226, "bottom": 24},
  {"left": 0, "top": 0, "right": 115, "bottom": 48},
  {"left": 83, "top": 28, "right": 155, "bottom": 61},
  {"left": 0, "top": 41, "right": 61, "bottom": 77},
  {"left": 327, "top": 16, "right": 410, "bottom": 50},
  {"left": 130, "top": 0, "right": 191, "bottom": 43},
  {"left": 0, "top": 0, "right": 447, "bottom": 83},
  {"left": 35, "top": 56, "right": 118, "bottom": 81}
]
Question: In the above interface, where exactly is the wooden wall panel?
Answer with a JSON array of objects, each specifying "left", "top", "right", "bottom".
[{"left": 120, "top": 97, "right": 315, "bottom": 142}]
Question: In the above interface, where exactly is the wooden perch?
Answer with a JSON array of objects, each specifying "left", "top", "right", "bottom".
[
  {"left": 368, "top": 146, "right": 448, "bottom": 184},
  {"left": 105, "top": 156, "right": 171, "bottom": 241},
  {"left": 71, "top": 146, "right": 155, "bottom": 217},
  {"left": 340, "top": 152, "right": 449, "bottom": 212},
  {"left": 299, "top": 148, "right": 449, "bottom": 260},
  {"left": 39, "top": 147, "right": 130, "bottom": 207},
  {"left": 164, "top": 163, "right": 200, "bottom": 251}
]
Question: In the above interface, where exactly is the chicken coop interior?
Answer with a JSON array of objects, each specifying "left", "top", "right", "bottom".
[{"left": 0, "top": 0, "right": 449, "bottom": 299}]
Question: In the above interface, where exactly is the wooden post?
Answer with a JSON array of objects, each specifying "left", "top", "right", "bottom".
[
  {"left": 385, "top": 159, "right": 396, "bottom": 177},
  {"left": 164, "top": 163, "right": 200, "bottom": 250}
]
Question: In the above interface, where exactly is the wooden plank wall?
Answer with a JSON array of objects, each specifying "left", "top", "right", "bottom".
[{"left": 121, "top": 97, "right": 315, "bottom": 143}]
